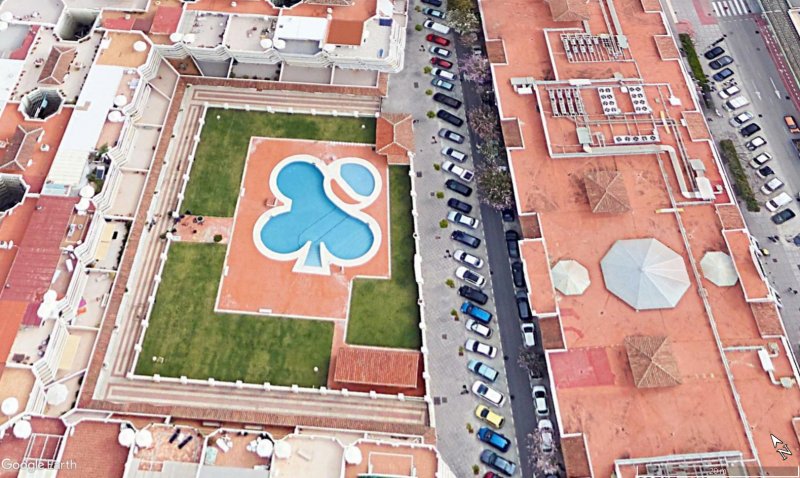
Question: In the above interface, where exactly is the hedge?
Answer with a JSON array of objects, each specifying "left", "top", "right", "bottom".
[
  {"left": 719, "top": 139, "right": 760, "bottom": 212},
  {"left": 679, "top": 34, "right": 709, "bottom": 89}
]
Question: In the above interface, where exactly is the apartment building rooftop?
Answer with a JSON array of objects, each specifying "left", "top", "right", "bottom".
[{"left": 481, "top": 0, "right": 800, "bottom": 475}]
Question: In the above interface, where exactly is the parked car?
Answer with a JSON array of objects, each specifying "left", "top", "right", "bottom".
[
  {"left": 455, "top": 249, "right": 484, "bottom": 268},
  {"left": 431, "top": 67, "right": 456, "bottom": 80},
  {"left": 785, "top": 115, "right": 800, "bottom": 134},
  {"left": 423, "top": 19, "right": 451, "bottom": 35},
  {"left": 772, "top": 209, "right": 796, "bottom": 224},
  {"left": 746, "top": 136, "right": 767, "bottom": 151},
  {"left": 430, "top": 57, "right": 454, "bottom": 69},
  {"left": 429, "top": 45, "right": 451, "bottom": 57},
  {"left": 423, "top": 7, "right": 445, "bottom": 18},
  {"left": 501, "top": 208, "right": 516, "bottom": 222},
  {"left": 766, "top": 192, "right": 793, "bottom": 212},
  {"left": 712, "top": 68, "right": 734, "bottom": 81},
  {"left": 425, "top": 33, "right": 449, "bottom": 46},
  {"left": 433, "top": 92, "right": 462, "bottom": 109},
  {"left": 760, "top": 177, "right": 784, "bottom": 194},
  {"left": 477, "top": 427, "right": 511, "bottom": 452},
  {"left": 468, "top": 359, "right": 499, "bottom": 382},
  {"left": 459, "top": 285, "right": 488, "bottom": 305},
  {"left": 451, "top": 230, "right": 480, "bottom": 248},
  {"left": 516, "top": 290, "right": 531, "bottom": 320},
  {"left": 466, "top": 320, "right": 492, "bottom": 339},
  {"left": 709, "top": 55, "right": 733, "bottom": 69},
  {"left": 448, "top": 197, "right": 472, "bottom": 214},
  {"left": 717, "top": 85, "right": 740, "bottom": 99},
  {"left": 442, "top": 146, "right": 467, "bottom": 162},
  {"left": 521, "top": 323, "right": 536, "bottom": 347},
  {"left": 730, "top": 111, "right": 753, "bottom": 126},
  {"left": 439, "top": 128, "right": 464, "bottom": 143},
  {"left": 749, "top": 152, "right": 772, "bottom": 169},
  {"left": 533, "top": 385, "right": 549, "bottom": 416},
  {"left": 465, "top": 339, "right": 497, "bottom": 358},
  {"left": 757, "top": 165, "right": 774, "bottom": 179},
  {"left": 704, "top": 46, "right": 725, "bottom": 59},
  {"left": 445, "top": 179, "right": 472, "bottom": 197},
  {"left": 538, "top": 419, "right": 555, "bottom": 453},
  {"left": 505, "top": 230, "right": 520, "bottom": 259},
  {"left": 475, "top": 405, "right": 505, "bottom": 428},
  {"left": 431, "top": 77, "right": 455, "bottom": 91},
  {"left": 457, "top": 266, "right": 486, "bottom": 287},
  {"left": 448, "top": 210, "right": 479, "bottom": 229},
  {"left": 511, "top": 261, "right": 526, "bottom": 288},
  {"left": 740, "top": 123, "right": 761, "bottom": 137},
  {"left": 480, "top": 450, "right": 517, "bottom": 476},
  {"left": 437, "top": 109, "right": 464, "bottom": 126},
  {"left": 442, "top": 161, "right": 473, "bottom": 181},
  {"left": 461, "top": 301, "right": 492, "bottom": 323},
  {"left": 472, "top": 381, "right": 505, "bottom": 406}
]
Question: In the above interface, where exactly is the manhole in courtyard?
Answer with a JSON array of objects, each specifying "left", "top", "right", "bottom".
[
  {"left": 414, "top": 82, "right": 419, "bottom": 88},
  {"left": 417, "top": 171, "right": 422, "bottom": 178},
  {"left": 441, "top": 334, "right": 447, "bottom": 339}
]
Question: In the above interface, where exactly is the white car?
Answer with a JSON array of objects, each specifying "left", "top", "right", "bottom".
[
  {"left": 466, "top": 339, "right": 497, "bottom": 358},
  {"left": 429, "top": 46, "right": 451, "bottom": 57},
  {"left": 472, "top": 380, "right": 505, "bottom": 406},
  {"left": 442, "top": 160, "right": 474, "bottom": 182},
  {"left": 760, "top": 177, "right": 784, "bottom": 194},
  {"left": 533, "top": 385, "right": 549, "bottom": 416},
  {"left": 746, "top": 136, "right": 767, "bottom": 151},
  {"left": 454, "top": 249, "right": 484, "bottom": 268},
  {"left": 717, "top": 85, "right": 740, "bottom": 99},
  {"left": 730, "top": 111, "right": 753, "bottom": 126},
  {"left": 538, "top": 419, "right": 554, "bottom": 453},
  {"left": 521, "top": 323, "right": 536, "bottom": 347},
  {"left": 456, "top": 266, "right": 486, "bottom": 287},
  {"left": 466, "top": 319, "right": 492, "bottom": 338},
  {"left": 447, "top": 210, "right": 480, "bottom": 229},
  {"left": 749, "top": 152, "right": 772, "bottom": 169}
]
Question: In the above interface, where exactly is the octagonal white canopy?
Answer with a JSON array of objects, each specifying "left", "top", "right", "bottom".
[
  {"left": 700, "top": 251, "right": 738, "bottom": 287},
  {"left": 600, "top": 238, "right": 690, "bottom": 311},
  {"left": 2, "top": 397, "right": 19, "bottom": 416},
  {"left": 135, "top": 429, "right": 153, "bottom": 448},
  {"left": 13, "top": 420, "right": 32, "bottom": 439},
  {"left": 118, "top": 428, "right": 135, "bottom": 447},
  {"left": 551, "top": 259, "right": 590, "bottom": 295},
  {"left": 46, "top": 383, "right": 68, "bottom": 406}
]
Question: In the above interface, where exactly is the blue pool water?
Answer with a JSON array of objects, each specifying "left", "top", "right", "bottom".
[
  {"left": 340, "top": 163, "right": 375, "bottom": 197},
  {"left": 260, "top": 161, "right": 374, "bottom": 267}
]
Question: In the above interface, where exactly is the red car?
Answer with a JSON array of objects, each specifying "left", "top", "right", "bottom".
[
  {"left": 426, "top": 33, "right": 450, "bottom": 46},
  {"left": 430, "top": 57, "right": 453, "bottom": 69}
]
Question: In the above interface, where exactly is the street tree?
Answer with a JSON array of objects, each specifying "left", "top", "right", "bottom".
[
  {"left": 468, "top": 104, "right": 500, "bottom": 142},
  {"left": 460, "top": 53, "right": 491, "bottom": 85},
  {"left": 517, "top": 347, "right": 547, "bottom": 379},
  {"left": 448, "top": 8, "right": 480, "bottom": 34},
  {"left": 526, "top": 432, "right": 561, "bottom": 476},
  {"left": 476, "top": 156, "right": 514, "bottom": 209}
]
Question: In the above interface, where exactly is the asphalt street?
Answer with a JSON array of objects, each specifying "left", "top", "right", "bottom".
[{"left": 668, "top": 0, "right": 800, "bottom": 350}]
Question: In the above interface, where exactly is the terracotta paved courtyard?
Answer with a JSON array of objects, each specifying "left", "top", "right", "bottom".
[{"left": 218, "top": 138, "right": 390, "bottom": 319}]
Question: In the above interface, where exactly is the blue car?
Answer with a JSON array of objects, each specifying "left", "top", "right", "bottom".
[
  {"left": 461, "top": 301, "right": 492, "bottom": 323},
  {"left": 477, "top": 427, "right": 511, "bottom": 452},
  {"left": 480, "top": 449, "right": 517, "bottom": 476},
  {"left": 468, "top": 359, "right": 499, "bottom": 382}
]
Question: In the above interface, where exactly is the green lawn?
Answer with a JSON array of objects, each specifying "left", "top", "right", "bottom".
[
  {"left": 184, "top": 109, "right": 376, "bottom": 217},
  {"left": 346, "top": 167, "right": 421, "bottom": 350},
  {"left": 136, "top": 243, "right": 334, "bottom": 387}
]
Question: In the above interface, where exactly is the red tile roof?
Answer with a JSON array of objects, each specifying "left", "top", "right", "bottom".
[
  {"left": 150, "top": 6, "right": 183, "bottom": 35},
  {"left": 376, "top": 113, "right": 414, "bottom": 158},
  {"left": 545, "top": 0, "right": 590, "bottom": 21},
  {"left": 1, "top": 124, "right": 43, "bottom": 171},
  {"left": 59, "top": 421, "right": 129, "bottom": 478},
  {"left": 38, "top": 46, "right": 77, "bottom": 86},
  {"left": 334, "top": 346, "right": 420, "bottom": 388},
  {"left": 327, "top": 19, "right": 364, "bottom": 46}
]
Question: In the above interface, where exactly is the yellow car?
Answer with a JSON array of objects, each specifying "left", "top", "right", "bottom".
[{"left": 475, "top": 405, "right": 504, "bottom": 429}]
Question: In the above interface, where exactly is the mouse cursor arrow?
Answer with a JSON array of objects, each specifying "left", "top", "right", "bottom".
[{"left": 772, "top": 434, "right": 784, "bottom": 448}]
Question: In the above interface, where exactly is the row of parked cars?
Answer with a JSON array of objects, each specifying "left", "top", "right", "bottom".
[
  {"left": 418, "top": 7, "right": 519, "bottom": 477},
  {"left": 706, "top": 46, "right": 800, "bottom": 225}
]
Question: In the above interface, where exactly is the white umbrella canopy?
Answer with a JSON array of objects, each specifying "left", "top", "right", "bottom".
[
  {"left": 700, "top": 251, "right": 738, "bottom": 287},
  {"left": 274, "top": 440, "right": 292, "bottom": 459},
  {"left": 13, "top": 420, "right": 32, "bottom": 439},
  {"left": 118, "top": 428, "right": 136, "bottom": 447},
  {"left": 344, "top": 446, "right": 363, "bottom": 465},
  {"left": 135, "top": 429, "right": 153, "bottom": 448},
  {"left": 45, "top": 383, "right": 68, "bottom": 406},
  {"left": 1, "top": 397, "right": 19, "bottom": 416},
  {"left": 600, "top": 238, "right": 691, "bottom": 311},
  {"left": 551, "top": 259, "right": 590, "bottom": 295},
  {"left": 256, "top": 439, "right": 273, "bottom": 458}
]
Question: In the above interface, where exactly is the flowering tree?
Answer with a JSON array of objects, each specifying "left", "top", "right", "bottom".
[
  {"left": 460, "top": 53, "right": 491, "bottom": 85},
  {"left": 476, "top": 155, "right": 514, "bottom": 210},
  {"left": 448, "top": 8, "right": 480, "bottom": 34},
  {"left": 468, "top": 104, "right": 500, "bottom": 142}
]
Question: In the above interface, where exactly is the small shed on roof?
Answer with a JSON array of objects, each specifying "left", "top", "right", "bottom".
[
  {"left": 624, "top": 335, "right": 681, "bottom": 388},
  {"left": 38, "top": 46, "right": 77, "bottom": 86},
  {"left": 545, "top": 0, "right": 591, "bottom": 22},
  {"left": 334, "top": 346, "right": 420, "bottom": 389},
  {"left": 584, "top": 170, "right": 631, "bottom": 214},
  {"left": 1, "top": 125, "right": 43, "bottom": 171},
  {"left": 375, "top": 113, "right": 414, "bottom": 164}
]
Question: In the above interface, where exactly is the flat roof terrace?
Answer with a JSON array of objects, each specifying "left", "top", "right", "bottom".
[{"left": 481, "top": 0, "right": 797, "bottom": 473}]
